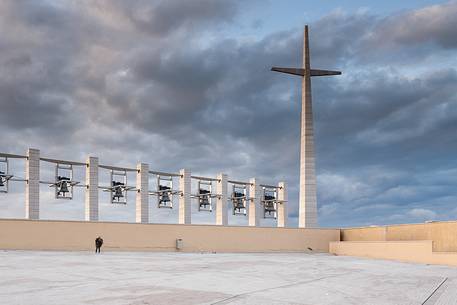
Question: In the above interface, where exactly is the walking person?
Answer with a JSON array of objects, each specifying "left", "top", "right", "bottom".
[{"left": 95, "top": 236, "right": 103, "bottom": 254}]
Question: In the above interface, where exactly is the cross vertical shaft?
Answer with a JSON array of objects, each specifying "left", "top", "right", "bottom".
[
  {"left": 300, "top": 26, "right": 317, "bottom": 228},
  {"left": 271, "top": 25, "right": 341, "bottom": 228}
]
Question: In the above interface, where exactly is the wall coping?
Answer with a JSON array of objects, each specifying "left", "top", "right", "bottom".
[
  {"left": 331, "top": 240, "right": 433, "bottom": 244},
  {"left": 341, "top": 220, "right": 457, "bottom": 230},
  {"left": 0, "top": 218, "right": 339, "bottom": 231}
]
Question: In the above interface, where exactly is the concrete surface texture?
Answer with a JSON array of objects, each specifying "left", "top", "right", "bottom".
[
  {"left": 135, "top": 163, "right": 149, "bottom": 224},
  {"left": 248, "top": 178, "right": 260, "bottom": 227},
  {"left": 179, "top": 168, "right": 192, "bottom": 225},
  {"left": 215, "top": 173, "right": 228, "bottom": 226},
  {"left": 276, "top": 181, "right": 287, "bottom": 228},
  {"left": 85, "top": 156, "right": 99, "bottom": 221},
  {"left": 25, "top": 148, "right": 40, "bottom": 220},
  {"left": 298, "top": 24, "right": 318, "bottom": 229},
  {"left": 1, "top": 251, "right": 457, "bottom": 305}
]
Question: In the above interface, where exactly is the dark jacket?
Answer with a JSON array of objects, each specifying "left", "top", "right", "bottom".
[{"left": 95, "top": 237, "right": 103, "bottom": 248}]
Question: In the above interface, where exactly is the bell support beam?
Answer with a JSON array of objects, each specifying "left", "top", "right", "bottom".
[
  {"left": 85, "top": 156, "right": 99, "bottom": 221},
  {"left": 277, "top": 181, "right": 288, "bottom": 228},
  {"left": 25, "top": 148, "right": 40, "bottom": 220},
  {"left": 136, "top": 163, "right": 149, "bottom": 224},
  {"left": 248, "top": 178, "right": 261, "bottom": 227},
  {"left": 215, "top": 173, "right": 228, "bottom": 226},
  {"left": 179, "top": 168, "right": 191, "bottom": 224}
]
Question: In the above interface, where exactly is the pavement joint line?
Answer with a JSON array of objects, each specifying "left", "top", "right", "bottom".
[
  {"left": 421, "top": 277, "right": 448, "bottom": 305},
  {"left": 209, "top": 272, "right": 352, "bottom": 305}
]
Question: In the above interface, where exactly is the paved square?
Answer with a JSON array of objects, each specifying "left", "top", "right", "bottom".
[{"left": 0, "top": 251, "right": 456, "bottom": 305}]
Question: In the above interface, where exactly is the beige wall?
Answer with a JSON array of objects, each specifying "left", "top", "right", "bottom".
[
  {"left": 330, "top": 241, "right": 457, "bottom": 267},
  {"left": 0, "top": 219, "right": 340, "bottom": 252},
  {"left": 386, "top": 222, "right": 457, "bottom": 252},
  {"left": 341, "top": 221, "right": 457, "bottom": 252},
  {"left": 341, "top": 226, "right": 386, "bottom": 241}
]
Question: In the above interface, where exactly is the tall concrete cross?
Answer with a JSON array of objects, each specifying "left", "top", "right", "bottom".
[{"left": 271, "top": 25, "right": 341, "bottom": 228}]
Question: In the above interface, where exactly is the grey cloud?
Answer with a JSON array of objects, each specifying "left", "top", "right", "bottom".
[
  {"left": 1, "top": 1, "right": 457, "bottom": 227},
  {"left": 97, "top": 0, "right": 238, "bottom": 35},
  {"left": 371, "top": 1, "right": 457, "bottom": 49},
  {"left": 310, "top": 11, "right": 377, "bottom": 67},
  {"left": 305, "top": 2, "right": 457, "bottom": 66}
]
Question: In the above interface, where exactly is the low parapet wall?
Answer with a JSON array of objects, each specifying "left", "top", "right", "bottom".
[
  {"left": 330, "top": 241, "right": 457, "bottom": 266},
  {"left": 341, "top": 221, "right": 457, "bottom": 252},
  {"left": 0, "top": 219, "right": 340, "bottom": 252}
]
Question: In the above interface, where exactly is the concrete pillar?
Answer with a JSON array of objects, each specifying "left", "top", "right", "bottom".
[
  {"left": 136, "top": 163, "right": 149, "bottom": 224},
  {"left": 179, "top": 168, "right": 191, "bottom": 224},
  {"left": 25, "top": 148, "right": 40, "bottom": 220},
  {"left": 85, "top": 156, "right": 98, "bottom": 221},
  {"left": 248, "top": 178, "right": 260, "bottom": 227},
  {"left": 277, "top": 181, "right": 288, "bottom": 228},
  {"left": 215, "top": 173, "right": 228, "bottom": 226}
]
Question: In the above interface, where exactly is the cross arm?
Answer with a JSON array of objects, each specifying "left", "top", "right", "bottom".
[
  {"left": 271, "top": 67, "right": 304, "bottom": 76},
  {"left": 271, "top": 67, "right": 341, "bottom": 77},
  {"left": 310, "top": 69, "right": 342, "bottom": 77}
]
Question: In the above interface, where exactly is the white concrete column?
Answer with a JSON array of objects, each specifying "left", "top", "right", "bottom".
[
  {"left": 277, "top": 181, "right": 288, "bottom": 228},
  {"left": 136, "top": 163, "right": 149, "bottom": 224},
  {"left": 25, "top": 148, "right": 40, "bottom": 220},
  {"left": 179, "top": 168, "right": 191, "bottom": 224},
  {"left": 85, "top": 156, "right": 98, "bottom": 221},
  {"left": 216, "top": 173, "right": 228, "bottom": 226},
  {"left": 248, "top": 178, "right": 261, "bottom": 227}
]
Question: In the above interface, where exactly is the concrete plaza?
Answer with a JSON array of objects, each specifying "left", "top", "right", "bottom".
[{"left": 1, "top": 251, "right": 456, "bottom": 305}]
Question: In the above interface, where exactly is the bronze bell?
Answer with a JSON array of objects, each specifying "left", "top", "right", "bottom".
[
  {"left": 158, "top": 185, "right": 171, "bottom": 206},
  {"left": 264, "top": 193, "right": 276, "bottom": 214},
  {"left": 199, "top": 189, "right": 210, "bottom": 207},
  {"left": 113, "top": 187, "right": 124, "bottom": 200},
  {"left": 232, "top": 192, "right": 246, "bottom": 214},
  {"left": 265, "top": 194, "right": 275, "bottom": 201},
  {"left": 160, "top": 192, "right": 170, "bottom": 204},
  {"left": 234, "top": 192, "right": 244, "bottom": 208},
  {"left": 111, "top": 181, "right": 125, "bottom": 201},
  {"left": 58, "top": 181, "right": 69, "bottom": 195},
  {"left": 57, "top": 176, "right": 70, "bottom": 196},
  {"left": 0, "top": 171, "right": 4, "bottom": 187}
]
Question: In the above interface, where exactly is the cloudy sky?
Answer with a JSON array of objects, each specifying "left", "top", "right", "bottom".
[{"left": 0, "top": 0, "right": 456, "bottom": 227}]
